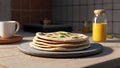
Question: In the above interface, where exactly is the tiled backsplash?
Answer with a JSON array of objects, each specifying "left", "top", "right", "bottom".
[
  {"left": 11, "top": 0, "right": 52, "bottom": 27},
  {"left": 0, "top": 0, "right": 11, "bottom": 20},
  {"left": 0, "top": 0, "right": 119, "bottom": 34},
  {"left": 52, "top": 0, "right": 120, "bottom": 34}
]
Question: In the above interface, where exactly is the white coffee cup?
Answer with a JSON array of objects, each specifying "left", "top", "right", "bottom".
[{"left": 0, "top": 21, "right": 20, "bottom": 38}]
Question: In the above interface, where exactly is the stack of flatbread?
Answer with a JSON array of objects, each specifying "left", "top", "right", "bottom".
[{"left": 30, "top": 31, "right": 90, "bottom": 52}]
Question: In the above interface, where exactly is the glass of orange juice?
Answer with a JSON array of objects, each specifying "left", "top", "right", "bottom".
[
  {"left": 92, "top": 23, "right": 107, "bottom": 42},
  {"left": 92, "top": 9, "right": 107, "bottom": 42}
]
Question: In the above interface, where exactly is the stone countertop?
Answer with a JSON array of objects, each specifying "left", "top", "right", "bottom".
[{"left": 0, "top": 31, "right": 120, "bottom": 68}]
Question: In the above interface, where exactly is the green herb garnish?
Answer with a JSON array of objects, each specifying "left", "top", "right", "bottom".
[
  {"left": 60, "top": 35, "right": 65, "bottom": 38},
  {"left": 52, "top": 36, "right": 57, "bottom": 38},
  {"left": 59, "top": 32, "right": 70, "bottom": 36},
  {"left": 48, "top": 34, "right": 53, "bottom": 36},
  {"left": 72, "top": 36, "right": 79, "bottom": 38},
  {"left": 66, "top": 32, "right": 70, "bottom": 34}
]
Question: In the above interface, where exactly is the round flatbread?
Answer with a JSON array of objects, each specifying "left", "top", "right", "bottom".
[
  {"left": 30, "top": 42, "right": 90, "bottom": 52},
  {"left": 36, "top": 31, "right": 88, "bottom": 42},
  {"left": 33, "top": 36, "right": 88, "bottom": 44},
  {"left": 31, "top": 41, "right": 89, "bottom": 48},
  {"left": 33, "top": 38, "right": 89, "bottom": 47},
  {"left": 33, "top": 36, "right": 62, "bottom": 44},
  {"left": 30, "top": 31, "right": 90, "bottom": 52}
]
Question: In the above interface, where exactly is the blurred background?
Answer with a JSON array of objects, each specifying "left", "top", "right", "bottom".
[{"left": 0, "top": 0, "right": 120, "bottom": 34}]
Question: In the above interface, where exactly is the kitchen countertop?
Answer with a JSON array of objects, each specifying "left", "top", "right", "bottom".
[{"left": 0, "top": 31, "right": 120, "bottom": 68}]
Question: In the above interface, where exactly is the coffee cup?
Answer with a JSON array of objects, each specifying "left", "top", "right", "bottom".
[{"left": 0, "top": 21, "right": 20, "bottom": 38}]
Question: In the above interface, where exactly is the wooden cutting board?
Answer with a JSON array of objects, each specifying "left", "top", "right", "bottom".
[
  {"left": 0, "top": 34, "right": 23, "bottom": 44},
  {"left": 18, "top": 42, "right": 103, "bottom": 58}
]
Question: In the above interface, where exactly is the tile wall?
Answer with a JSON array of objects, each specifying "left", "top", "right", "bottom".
[
  {"left": 0, "top": 0, "right": 11, "bottom": 20},
  {"left": 52, "top": 0, "right": 120, "bottom": 34},
  {"left": 11, "top": 0, "right": 52, "bottom": 27}
]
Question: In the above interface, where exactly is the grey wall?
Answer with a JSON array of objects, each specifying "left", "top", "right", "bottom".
[
  {"left": 52, "top": 0, "right": 120, "bottom": 34},
  {"left": 0, "top": 0, "right": 11, "bottom": 20}
]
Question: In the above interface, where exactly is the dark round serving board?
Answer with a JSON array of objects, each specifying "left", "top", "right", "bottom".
[{"left": 18, "top": 42, "right": 103, "bottom": 58}]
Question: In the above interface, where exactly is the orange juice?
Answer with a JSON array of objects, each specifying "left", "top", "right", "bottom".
[{"left": 92, "top": 23, "right": 107, "bottom": 42}]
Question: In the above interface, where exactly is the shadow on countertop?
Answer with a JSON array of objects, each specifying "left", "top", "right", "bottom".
[{"left": 84, "top": 58, "right": 120, "bottom": 68}]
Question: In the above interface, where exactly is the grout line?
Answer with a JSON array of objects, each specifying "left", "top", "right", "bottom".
[
  {"left": 72, "top": 0, "right": 73, "bottom": 23},
  {"left": 112, "top": 0, "right": 114, "bottom": 34}
]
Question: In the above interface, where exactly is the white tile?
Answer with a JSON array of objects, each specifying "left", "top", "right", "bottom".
[
  {"left": 107, "top": 22, "right": 113, "bottom": 33},
  {"left": 106, "top": 10, "right": 112, "bottom": 22},
  {"left": 113, "top": 10, "right": 120, "bottom": 21},
  {"left": 89, "top": 21, "right": 92, "bottom": 31},
  {"left": 0, "top": 0, "right": 11, "bottom": 20},
  {"left": 53, "top": 0, "right": 62, "bottom": 5},
  {"left": 52, "top": 0, "right": 57, "bottom": 5},
  {"left": 94, "top": 5, "right": 103, "bottom": 9},
  {"left": 103, "top": 4, "right": 112, "bottom": 10},
  {"left": 80, "top": 6, "right": 88, "bottom": 21},
  {"left": 113, "top": 23, "right": 120, "bottom": 34},
  {"left": 61, "top": 7, "right": 67, "bottom": 21},
  {"left": 67, "top": 7, "right": 73, "bottom": 21},
  {"left": 88, "top": 6, "right": 94, "bottom": 20},
  {"left": 80, "top": 6, "right": 88, "bottom": 12},
  {"left": 55, "top": 7, "right": 63, "bottom": 21},
  {"left": 88, "top": 0, "right": 94, "bottom": 5},
  {"left": 61, "top": 0, "right": 67, "bottom": 5},
  {"left": 73, "top": 0, "right": 80, "bottom": 5},
  {"left": 88, "top": 10, "right": 94, "bottom": 21},
  {"left": 72, "top": 23, "right": 81, "bottom": 32},
  {"left": 52, "top": 8, "right": 57, "bottom": 20},
  {"left": 67, "top": 0, "right": 73, "bottom": 5},
  {"left": 113, "top": 0, "right": 120, "bottom": 3},
  {"left": 73, "top": 6, "right": 80, "bottom": 21},
  {"left": 94, "top": 0, "right": 102, "bottom": 4},
  {"left": 113, "top": 4, "right": 120, "bottom": 9},
  {"left": 80, "top": 0, "right": 87, "bottom": 5},
  {"left": 88, "top": 5, "right": 95, "bottom": 11},
  {"left": 103, "top": 0, "right": 112, "bottom": 3},
  {"left": 59, "top": 7, "right": 64, "bottom": 21}
]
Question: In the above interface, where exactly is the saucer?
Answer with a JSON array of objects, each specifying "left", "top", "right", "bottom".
[{"left": 0, "top": 34, "right": 23, "bottom": 44}]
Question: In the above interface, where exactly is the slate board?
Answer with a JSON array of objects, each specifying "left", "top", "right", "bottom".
[{"left": 18, "top": 42, "right": 103, "bottom": 58}]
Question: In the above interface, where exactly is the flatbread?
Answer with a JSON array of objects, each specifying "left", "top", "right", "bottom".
[
  {"left": 33, "top": 38, "right": 89, "bottom": 47},
  {"left": 30, "top": 31, "right": 90, "bottom": 52},
  {"left": 30, "top": 42, "right": 90, "bottom": 52},
  {"left": 33, "top": 36, "right": 88, "bottom": 44},
  {"left": 31, "top": 41, "right": 89, "bottom": 48},
  {"left": 33, "top": 36, "right": 62, "bottom": 44},
  {"left": 36, "top": 31, "right": 88, "bottom": 42}
]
